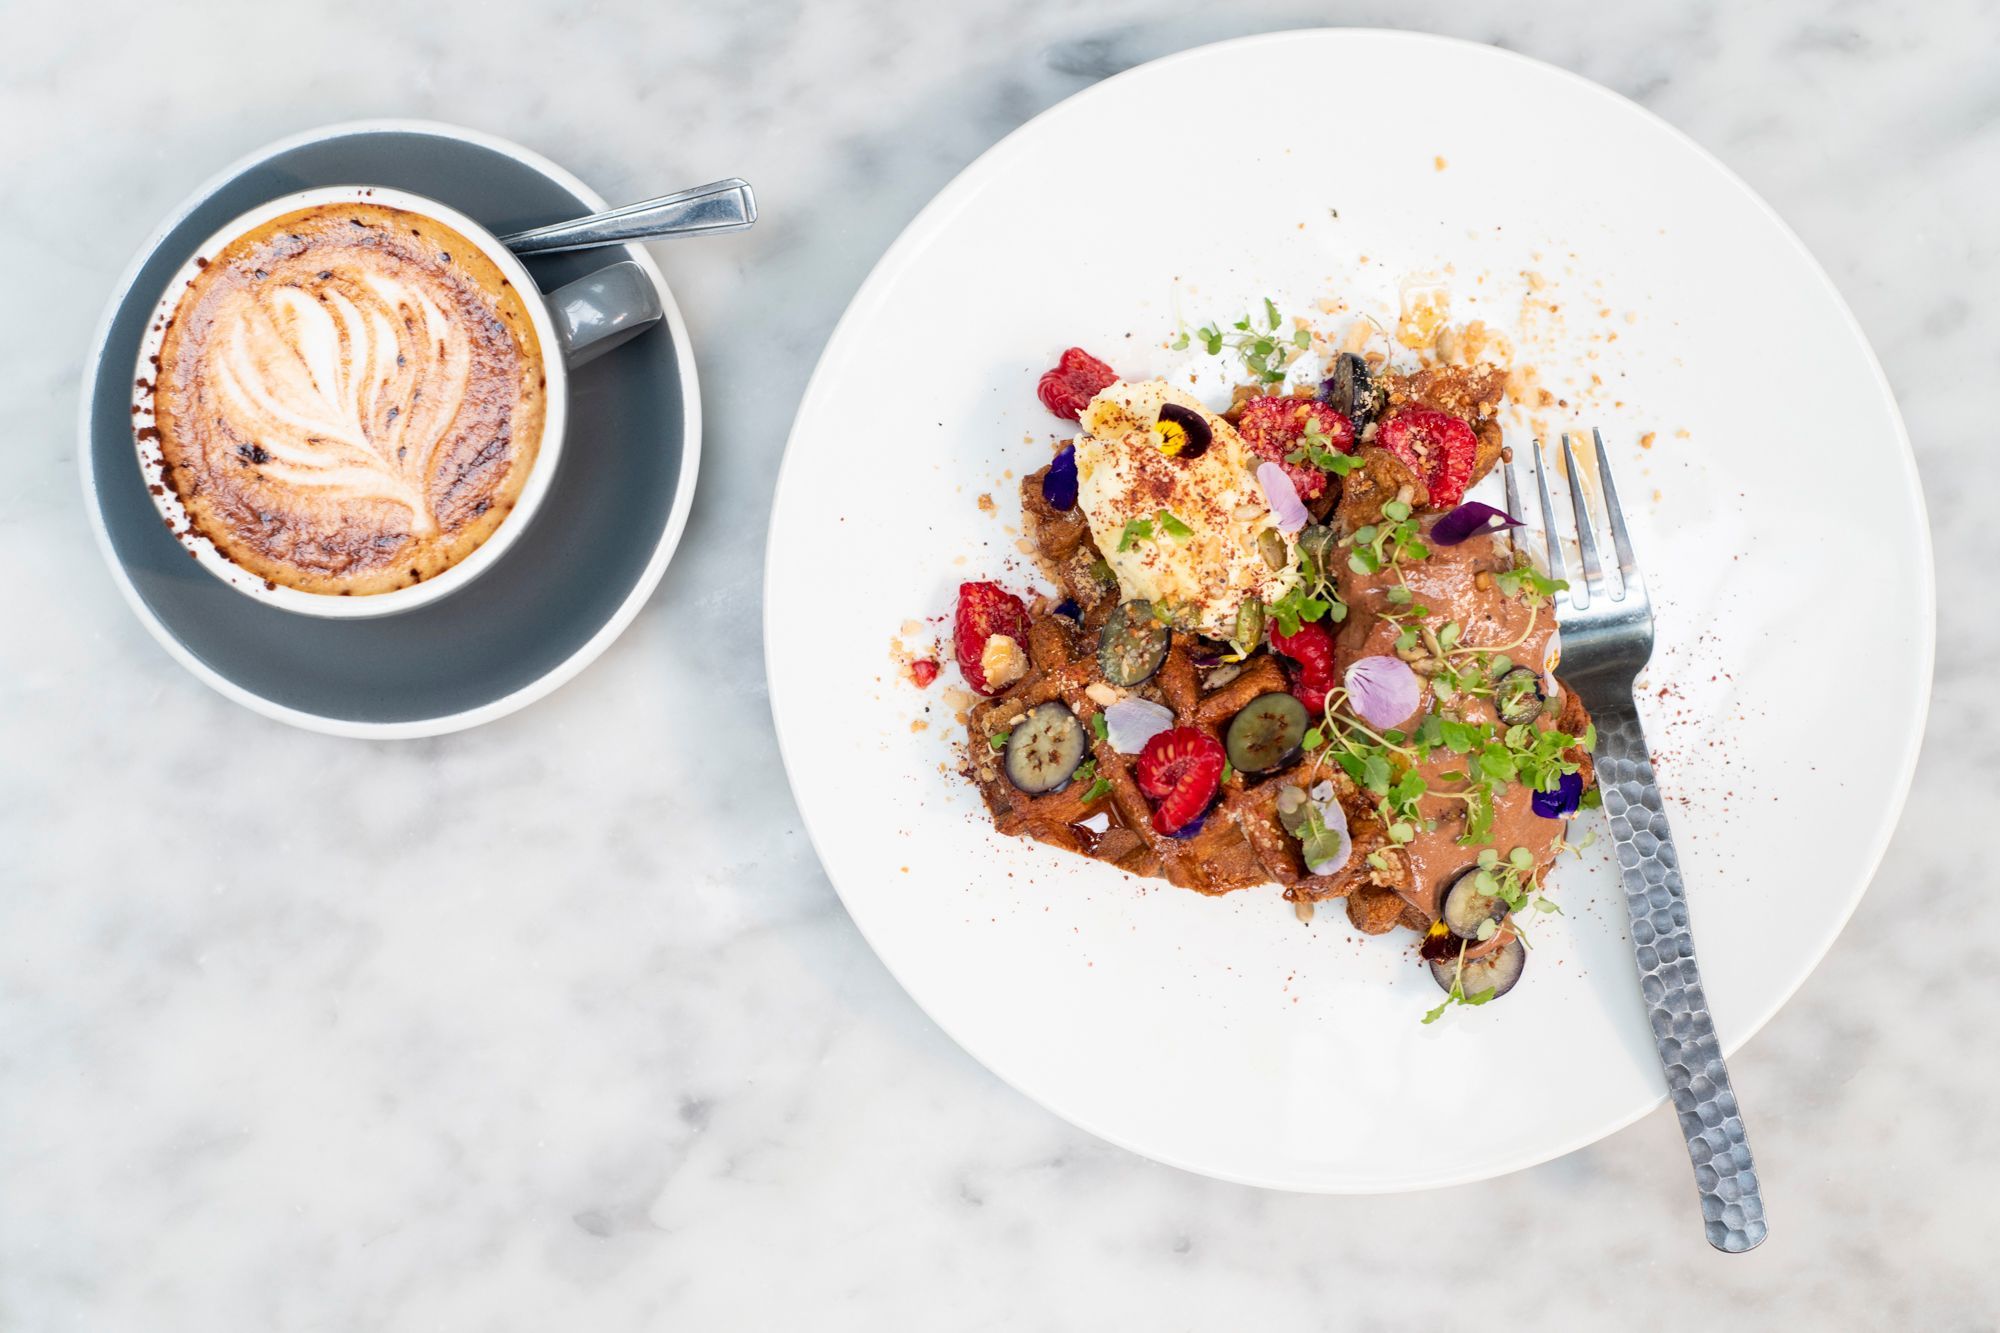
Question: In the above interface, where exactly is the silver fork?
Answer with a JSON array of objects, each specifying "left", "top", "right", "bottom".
[{"left": 1511, "top": 430, "right": 1768, "bottom": 1254}]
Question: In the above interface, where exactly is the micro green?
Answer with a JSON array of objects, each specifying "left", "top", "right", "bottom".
[
  {"left": 1423, "top": 941, "right": 1499, "bottom": 1025},
  {"left": 1285, "top": 417, "right": 1361, "bottom": 475},
  {"left": 1494, "top": 561, "right": 1568, "bottom": 604},
  {"left": 1182, "top": 297, "right": 1313, "bottom": 383},
  {"left": 1267, "top": 583, "right": 1333, "bottom": 638}
]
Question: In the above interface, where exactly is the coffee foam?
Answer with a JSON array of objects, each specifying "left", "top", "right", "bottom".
[{"left": 142, "top": 202, "right": 546, "bottom": 596}]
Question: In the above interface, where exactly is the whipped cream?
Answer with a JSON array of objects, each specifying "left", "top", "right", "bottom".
[{"left": 1073, "top": 380, "right": 1299, "bottom": 639}]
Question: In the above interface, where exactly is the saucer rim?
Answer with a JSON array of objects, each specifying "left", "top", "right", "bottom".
[{"left": 77, "top": 118, "right": 702, "bottom": 739}]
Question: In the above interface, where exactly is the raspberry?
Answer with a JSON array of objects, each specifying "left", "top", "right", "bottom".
[
  {"left": 1234, "top": 396, "right": 1354, "bottom": 501},
  {"left": 1377, "top": 408, "right": 1478, "bottom": 509},
  {"left": 1135, "top": 727, "right": 1225, "bottom": 836},
  {"left": 1036, "top": 347, "right": 1118, "bottom": 421},
  {"left": 910, "top": 659, "right": 939, "bottom": 688},
  {"left": 953, "top": 581, "right": 1031, "bottom": 695},
  {"left": 1270, "top": 620, "right": 1337, "bottom": 714}
]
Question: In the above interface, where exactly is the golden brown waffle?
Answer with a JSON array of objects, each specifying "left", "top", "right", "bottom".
[
  {"left": 964, "top": 367, "right": 1585, "bottom": 940},
  {"left": 964, "top": 537, "right": 1424, "bottom": 934}
]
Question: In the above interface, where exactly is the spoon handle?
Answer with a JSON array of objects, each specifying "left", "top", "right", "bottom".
[{"left": 499, "top": 179, "right": 757, "bottom": 255}]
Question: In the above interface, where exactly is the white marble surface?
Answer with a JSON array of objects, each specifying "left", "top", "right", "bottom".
[{"left": 2, "top": 1, "right": 1992, "bottom": 1327}]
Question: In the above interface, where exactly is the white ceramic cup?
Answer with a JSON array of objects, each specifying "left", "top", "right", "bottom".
[{"left": 130, "top": 184, "right": 661, "bottom": 618}]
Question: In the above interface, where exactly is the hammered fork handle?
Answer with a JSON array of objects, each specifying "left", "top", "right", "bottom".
[{"left": 1590, "top": 694, "right": 1768, "bottom": 1253}]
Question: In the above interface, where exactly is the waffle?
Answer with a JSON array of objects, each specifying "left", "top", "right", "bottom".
[
  {"left": 967, "top": 472, "right": 1424, "bottom": 934},
  {"left": 962, "top": 366, "right": 1589, "bottom": 941},
  {"left": 965, "top": 613, "right": 1419, "bottom": 923}
]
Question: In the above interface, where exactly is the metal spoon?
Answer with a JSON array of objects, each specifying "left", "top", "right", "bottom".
[{"left": 498, "top": 178, "right": 757, "bottom": 255}]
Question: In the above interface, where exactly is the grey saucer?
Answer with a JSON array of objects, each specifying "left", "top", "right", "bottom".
[{"left": 80, "top": 121, "right": 699, "bottom": 737}]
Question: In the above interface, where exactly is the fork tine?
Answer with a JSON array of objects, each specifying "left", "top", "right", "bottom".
[
  {"left": 1560, "top": 433, "right": 1605, "bottom": 606},
  {"left": 1502, "top": 449, "right": 1524, "bottom": 557},
  {"left": 1529, "top": 439, "right": 1570, "bottom": 600},
  {"left": 1592, "top": 428, "right": 1639, "bottom": 598}
]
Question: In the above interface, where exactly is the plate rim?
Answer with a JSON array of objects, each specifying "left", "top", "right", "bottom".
[
  {"left": 765, "top": 28, "right": 1935, "bottom": 1192},
  {"left": 77, "top": 117, "right": 703, "bottom": 740}
]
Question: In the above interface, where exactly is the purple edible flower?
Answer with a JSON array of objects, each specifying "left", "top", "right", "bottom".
[
  {"left": 1255, "top": 462, "right": 1308, "bottom": 534},
  {"left": 1104, "top": 697, "right": 1176, "bottom": 755},
  {"left": 1531, "top": 770, "right": 1584, "bottom": 819},
  {"left": 1041, "top": 444, "right": 1078, "bottom": 511},
  {"left": 1430, "top": 501, "right": 1522, "bottom": 547},
  {"left": 1344, "top": 655, "right": 1421, "bottom": 731},
  {"left": 1188, "top": 640, "right": 1230, "bottom": 668},
  {"left": 1166, "top": 809, "right": 1210, "bottom": 840}
]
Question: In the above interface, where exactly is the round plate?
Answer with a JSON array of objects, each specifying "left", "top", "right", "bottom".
[
  {"left": 766, "top": 31, "right": 1932, "bottom": 1192},
  {"left": 80, "top": 120, "right": 700, "bottom": 738}
]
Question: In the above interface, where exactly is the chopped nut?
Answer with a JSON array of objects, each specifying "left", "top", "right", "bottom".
[
  {"left": 1294, "top": 899, "right": 1316, "bottom": 924},
  {"left": 980, "top": 635, "right": 1028, "bottom": 691},
  {"left": 1085, "top": 682, "right": 1124, "bottom": 707},
  {"left": 1202, "top": 663, "right": 1243, "bottom": 690},
  {"left": 1473, "top": 571, "right": 1495, "bottom": 591}
]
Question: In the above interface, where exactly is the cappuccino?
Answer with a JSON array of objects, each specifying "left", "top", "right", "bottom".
[{"left": 141, "top": 200, "right": 547, "bottom": 596}]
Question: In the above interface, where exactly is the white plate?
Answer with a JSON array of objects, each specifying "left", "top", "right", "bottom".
[{"left": 765, "top": 30, "right": 1932, "bottom": 1191}]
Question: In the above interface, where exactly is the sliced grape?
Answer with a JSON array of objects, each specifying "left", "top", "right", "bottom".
[
  {"left": 1494, "top": 668, "right": 1544, "bottom": 726},
  {"left": 1098, "top": 600, "right": 1170, "bottom": 686},
  {"left": 1318, "top": 352, "right": 1382, "bottom": 426},
  {"left": 1440, "top": 865, "right": 1508, "bottom": 941},
  {"left": 1003, "top": 702, "right": 1088, "bottom": 795},
  {"left": 1224, "top": 691, "right": 1309, "bottom": 775},
  {"left": 1428, "top": 932, "right": 1525, "bottom": 1001}
]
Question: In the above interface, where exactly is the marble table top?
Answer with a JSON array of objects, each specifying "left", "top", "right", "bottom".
[{"left": 3, "top": 0, "right": 1991, "bottom": 1326}]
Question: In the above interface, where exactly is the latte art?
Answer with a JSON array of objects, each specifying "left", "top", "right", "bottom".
[
  {"left": 142, "top": 202, "right": 546, "bottom": 596},
  {"left": 209, "top": 270, "right": 473, "bottom": 536}
]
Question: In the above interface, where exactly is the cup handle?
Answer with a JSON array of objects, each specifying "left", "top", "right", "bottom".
[{"left": 543, "top": 260, "right": 663, "bottom": 368}]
